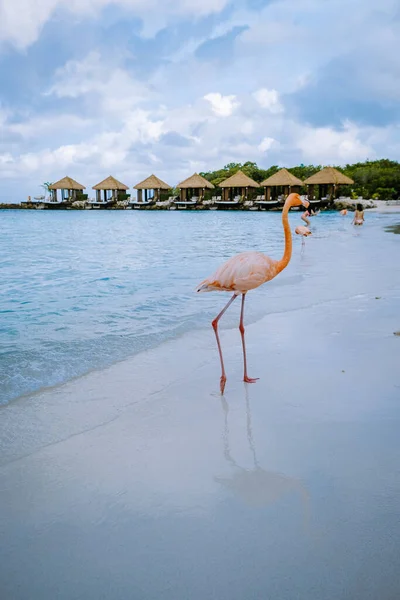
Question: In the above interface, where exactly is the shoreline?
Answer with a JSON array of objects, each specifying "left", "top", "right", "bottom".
[
  {"left": 1, "top": 284, "right": 399, "bottom": 465},
  {"left": 2, "top": 199, "right": 400, "bottom": 212},
  {"left": 2, "top": 274, "right": 397, "bottom": 412}
]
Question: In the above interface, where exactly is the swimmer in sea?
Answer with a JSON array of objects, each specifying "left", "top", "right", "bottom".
[{"left": 353, "top": 203, "right": 364, "bottom": 226}]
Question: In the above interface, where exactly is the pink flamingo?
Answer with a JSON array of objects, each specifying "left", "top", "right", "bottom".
[
  {"left": 197, "top": 193, "right": 309, "bottom": 394},
  {"left": 295, "top": 225, "right": 312, "bottom": 248}
]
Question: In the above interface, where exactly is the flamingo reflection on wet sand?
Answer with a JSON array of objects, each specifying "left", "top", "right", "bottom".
[{"left": 215, "top": 388, "right": 312, "bottom": 534}]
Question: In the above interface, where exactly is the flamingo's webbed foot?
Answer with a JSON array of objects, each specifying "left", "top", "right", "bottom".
[{"left": 244, "top": 376, "right": 259, "bottom": 384}]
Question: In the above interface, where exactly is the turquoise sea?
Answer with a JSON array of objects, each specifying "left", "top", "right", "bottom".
[{"left": 1, "top": 209, "right": 399, "bottom": 405}]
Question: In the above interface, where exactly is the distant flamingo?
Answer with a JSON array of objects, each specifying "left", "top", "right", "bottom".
[
  {"left": 295, "top": 225, "right": 312, "bottom": 248},
  {"left": 197, "top": 193, "right": 309, "bottom": 394}
]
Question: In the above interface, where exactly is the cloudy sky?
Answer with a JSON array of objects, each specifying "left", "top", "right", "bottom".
[{"left": 0, "top": 0, "right": 399, "bottom": 201}]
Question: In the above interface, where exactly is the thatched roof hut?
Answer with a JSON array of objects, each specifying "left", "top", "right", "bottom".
[
  {"left": 219, "top": 170, "right": 260, "bottom": 188},
  {"left": 92, "top": 175, "right": 129, "bottom": 203},
  {"left": 93, "top": 176, "right": 129, "bottom": 191},
  {"left": 134, "top": 174, "right": 171, "bottom": 190},
  {"left": 219, "top": 170, "right": 259, "bottom": 203},
  {"left": 133, "top": 174, "right": 171, "bottom": 203},
  {"left": 260, "top": 168, "right": 303, "bottom": 202},
  {"left": 304, "top": 167, "right": 354, "bottom": 185},
  {"left": 177, "top": 173, "right": 214, "bottom": 189},
  {"left": 304, "top": 167, "right": 354, "bottom": 201},
  {"left": 49, "top": 176, "right": 85, "bottom": 202},
  {"left": 261, "top": 168, "right": 303, "bottom": 187},
  {"left": 177, "top": 173, "right": 214, "bottom": 202},
  {"left": 49, "top": 176, "right": 85, "bottom": 190}
]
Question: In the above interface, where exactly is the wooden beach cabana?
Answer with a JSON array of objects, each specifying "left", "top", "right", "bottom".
[
  {"left": 218, "top": 170, "right": 259, "bottom": 208},
  {"left": 175, "top": 173, "right": 214, "bottom": 208},
  {"left": 304, "top": 167, "right": 354, "bottom": 203},
  {"left": 92, "top": 176, "right": 129, "bottom": 207},
  {"left": 260, "top": 168, "right": 303, "bottom": 206},
  {"left": 132, "top": 174, "right": 171, "bottom": 208},
  {"left": 49, "top": 176, "right": 86, "bottom": 204}
]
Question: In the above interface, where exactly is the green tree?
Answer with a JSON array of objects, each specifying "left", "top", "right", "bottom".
[
  {"left": 41, "top": 182, "right": 53, "bottom": 197},
  {"left": 199, "top": 159, "right": 400, "bottom": 199}
]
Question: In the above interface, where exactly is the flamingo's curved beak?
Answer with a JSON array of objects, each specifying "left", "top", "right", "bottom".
[{"left": 301, "top": 198, "right": 310, "bottom": 208}]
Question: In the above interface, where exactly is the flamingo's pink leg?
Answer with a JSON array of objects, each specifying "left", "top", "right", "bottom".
[
  {"left": 239, "top": 294, "right": 259, "bottom": 384},
  {"left": 212, "top": 294, "right": 237, "bottom": 394}
]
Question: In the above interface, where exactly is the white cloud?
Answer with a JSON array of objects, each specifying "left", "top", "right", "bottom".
[
  {"left": 0, "top": 152, "right": 13, "bottom": 165},
  {"left": 204, "top": 93, "right": 239, "bottom": 117},
  {"left": 258, "top": 137, "right": 275, "bottom": 152},
  {"left": 8, "top": 114, "right": 93, "bottom": 140},
  {"left": 253, "top": 89, "right": 284, "bottom": 114},
  {"left": 0, "top": 0, "right": 230, "bottom": 49},
  {"left": 296, "top": 122, "right": 374, "bottom": 163},
  {"left": 46, "top": 51, "right": 151, "bottom": 116},
  {"left": 1, "top": 108, "right": 164, "bottom": 180},
  {"left": 240, "top": 121, "right": 254, "bottom": 135}
]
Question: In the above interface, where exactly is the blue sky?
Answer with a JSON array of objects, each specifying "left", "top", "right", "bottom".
[{"left": 0, "top": 0, "right": 399, "bottom": 201}]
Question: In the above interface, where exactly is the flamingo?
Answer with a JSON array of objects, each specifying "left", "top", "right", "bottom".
[
  {"left": 295, "top": 225, "right": 312, "bottom": 248},
  {"left": 197, "top": 192, "right": 309, "bottom": 394}
]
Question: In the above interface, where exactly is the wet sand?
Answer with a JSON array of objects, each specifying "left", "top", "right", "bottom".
[{"left": 1, "top": 218, "right": 400, "bottom": 600}]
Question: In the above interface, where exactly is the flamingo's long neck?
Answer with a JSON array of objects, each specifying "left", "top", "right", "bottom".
[{"left": 275, "top": 202, "right": 292, "bottom": 274}]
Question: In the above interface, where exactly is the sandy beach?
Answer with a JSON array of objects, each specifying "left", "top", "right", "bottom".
[
  {"left": 1, "top": 215, "right": 400, "bottom": 599},
  {"left": 369, "top": 202, "right": 400, "bottom": 213}
]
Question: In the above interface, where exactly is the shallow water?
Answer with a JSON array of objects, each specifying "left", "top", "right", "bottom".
[{"left": 0, "top": 209, "right": 399, "bottom": 404}]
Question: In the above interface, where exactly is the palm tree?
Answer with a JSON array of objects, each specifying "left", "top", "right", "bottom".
[{"left": 41, "top": 182, "right": 53, "bottom": 201}]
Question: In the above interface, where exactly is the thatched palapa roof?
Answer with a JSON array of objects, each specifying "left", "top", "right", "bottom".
[
  {"left": 304, "top": 167, "right": 354, "bottom": 185},
  {"left": 92, "top": 176, "right": 129, "bottom": 190},
  {"left": 261, "top": 168, "right": 303, "bottom": 187},
  {"left": 134, "top": 174, "right": 171, "bottom": 190},
  {"left": 49, "top": 176, "right": 86, "bottom": 190},
  {"left": 177, "top": 173, "right": 214, "bottom": 189},
  {"left": 219, "top": 170, "right": 260, "bottom": 188}
]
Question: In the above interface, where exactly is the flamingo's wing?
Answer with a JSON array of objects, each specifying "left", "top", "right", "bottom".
[{"left": 197, "top": 252, "right": 276, "bottom": 293}]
